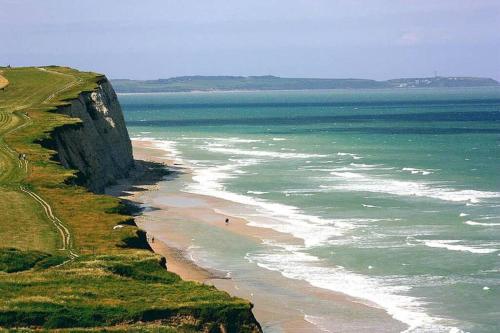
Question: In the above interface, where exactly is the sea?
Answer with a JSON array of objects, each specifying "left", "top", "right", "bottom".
[{"left": 119, "top": 87, "right": 500, "bottom": 333}]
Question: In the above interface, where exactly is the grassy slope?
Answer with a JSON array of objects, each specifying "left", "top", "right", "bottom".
[{"left": 0, "top": 67, "right": 257, "bottom": 332}]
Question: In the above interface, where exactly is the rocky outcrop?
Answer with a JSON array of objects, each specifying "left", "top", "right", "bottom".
[{"left": 52, "top": 78, "right": 133, "bottom": 193}]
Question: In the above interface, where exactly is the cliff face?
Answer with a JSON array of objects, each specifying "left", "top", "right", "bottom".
[{"left": 52, "top": 78, "right": 134, "bottom": 193}]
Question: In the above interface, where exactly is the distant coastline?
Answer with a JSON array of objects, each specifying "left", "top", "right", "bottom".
[{"left": 112, "top": 75, "right": 499, "bottom": 93}]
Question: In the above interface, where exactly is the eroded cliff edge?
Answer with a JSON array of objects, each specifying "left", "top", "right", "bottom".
[{"left": 52, "top": 78, "right": 134, "bottom": 193}]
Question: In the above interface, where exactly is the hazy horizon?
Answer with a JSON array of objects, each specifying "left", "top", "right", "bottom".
[
  {"left": 111, "top": 74, "right": 499, "bottom": 81},
  {"left": 2, "top": 0, "right": 499, "bottom": 80}
]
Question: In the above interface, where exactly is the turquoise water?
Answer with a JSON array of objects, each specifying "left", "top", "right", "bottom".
[{"left": 120, "top": 88, "right": 500, "bottom": 333}]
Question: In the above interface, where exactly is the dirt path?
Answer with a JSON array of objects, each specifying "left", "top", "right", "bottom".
[
  {"left": 19, "top": 185, "right": 78, "bottom": 258},
  {"left": 0, "top": 73, "right": 8, "bottom": 90}
]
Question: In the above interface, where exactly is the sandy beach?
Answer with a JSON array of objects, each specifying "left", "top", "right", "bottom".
[{"left": 106, "top": 139, "right": 405, "bottom": 333}]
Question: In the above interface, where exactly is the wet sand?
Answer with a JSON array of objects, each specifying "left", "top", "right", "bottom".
[{"left": 108, "top": 139, "right": 406, "bottom": 333}]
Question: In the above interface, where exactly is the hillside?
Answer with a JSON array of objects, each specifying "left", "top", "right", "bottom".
[
  {"left": 111, "top": 75, "right": 499, "bottom": 93},
  {"left": 0, "top": 66, "right": 260, "bottom": 332}
]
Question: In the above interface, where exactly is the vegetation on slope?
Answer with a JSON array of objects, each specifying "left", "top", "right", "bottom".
[{"left": 0, "top": 66, "right": 259, "bottom": 332}]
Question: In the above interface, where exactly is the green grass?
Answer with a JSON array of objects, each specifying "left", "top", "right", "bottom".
[
  {"left": 0, "top": 248, "right": 65, "bottom": 273},
  {"left": 0, "top": 189, "right": 58, "bottom": 252},
  {"left": 0, "top": 252, "right": 255, "bottom": 331},
  {"left": 0, "top": 67, "right": 259, "bottom": 332}
]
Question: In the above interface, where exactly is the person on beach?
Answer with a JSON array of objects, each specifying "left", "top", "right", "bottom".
[{"left": 225, "top": 218, "right": 229, "bottom": 225}]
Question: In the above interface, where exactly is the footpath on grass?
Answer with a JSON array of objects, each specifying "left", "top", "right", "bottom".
[{"left": 0, "top": 74, "right": 8, "bottom": 90}]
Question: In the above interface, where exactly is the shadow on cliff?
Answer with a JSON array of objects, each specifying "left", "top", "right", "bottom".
[
  {"left": 106, "top": 159, "right": 184, "bottom": 217},
  {"left": 112, "top": 159, "right": 181, "bottom": 196}
]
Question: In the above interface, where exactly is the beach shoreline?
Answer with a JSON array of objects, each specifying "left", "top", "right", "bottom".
[{"left": 107, "top": 138, "right": 406, "bottom": 333}]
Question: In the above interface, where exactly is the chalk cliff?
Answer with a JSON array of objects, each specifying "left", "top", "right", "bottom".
[{"left": 51, "top": 78, "right": 134, "bottom": 192}]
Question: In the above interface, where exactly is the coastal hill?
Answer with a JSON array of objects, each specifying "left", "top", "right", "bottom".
[
  {"left": 0, "top": 66, "right": 261, "bottom": 332},
  {"left": 111, "top": 75, "right": 499, "bottom": 93}
]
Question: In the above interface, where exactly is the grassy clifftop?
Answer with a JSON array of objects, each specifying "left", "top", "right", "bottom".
[{"left": 0, "top": 67, "right": 260, "bottom": 332}]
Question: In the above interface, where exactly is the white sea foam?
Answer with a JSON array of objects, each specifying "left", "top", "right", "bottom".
[
  {"left": 187, "top": 156, "right": 411, "bottom": 329},
  {"left": 303, "top": 315, "right": 334, "bottom": 333},
  {"left": 324, "top": 171, "right": 500, "bottom": 204},
  {"left": 132, "top": 137, "right": 183, "bottom": 162},
  {"left": 137, "top": 134, "right": 478, "bottom": 333},
  {"left": 203, "top": 146, "right": 327, "bottom": 159},
  {"left": 272, "top": 137, "right": 287, "bottom": 141},
  {"left": 246, "top": 241, "right": 464, "bottom": 333},
  {"left": 330, "top": 171, "right": 365, "bottom": 179},
  {"left": 418, "top": 239, "right": 498, "bottom": 254},
  {"left": 181, "top": 137, "right": 261, "bottom": 143},
  {"left": 187, "top": 160, "right": 367, "bottom": 246},
  {"left": 337, "top": 152, "right": 363, "bottom": 160},
  {"left": 362, "top": 204, "right": 379, "bottom": 208},
  {"left": 402, "top": 167, "right": 434, "bottom": 176},
  {"left": 479, "top": 216, "right": 500, "bottom": 220},
  {"left": 350, "top": 163, "right": 388, "bottom": 169},
  {"left": 459, "top": 213, "right": 469, "bottom": 217},
  {"left": 212, "top": 137, "right": 262, "bottom": 143},
  {"left": 247, "top": 191, "right": 268, "bottom": 195},
  {"left": 464, "top": 220, "right": 500, "bottom": 227}
]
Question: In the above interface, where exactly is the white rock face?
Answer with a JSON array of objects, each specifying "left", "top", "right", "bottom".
[{"left": 52, "top": 78, "right": 134, "bottom": 193}]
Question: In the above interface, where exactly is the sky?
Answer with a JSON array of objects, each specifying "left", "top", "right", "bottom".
[{"left": 1, "top": 0, "right": 499, "bottom": 80}]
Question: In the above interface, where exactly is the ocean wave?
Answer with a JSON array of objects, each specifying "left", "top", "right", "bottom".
[
  {"left": 330, "top": 171, "right": 364, "bottom": 179},
  {"left": 350, "top": 163, "right": 388, "bottom": 169},
  {"left": 212, "top": 137, "right": 262, "bottom": 143},
  {"left": 202, "top": 146, "right": 327, "bottom": 159},
  {"left": 206, "top": 191, "right": 360, "bottom": 247},
  {"left": 324, "top": 171, "right": 500, "bottom": 203},
  {"left": 131, "top": 137, "right": 182, "bottom": 162},
  {"left": 303, "top": 315, "right": 334, "bottom": 333},
  {"left": 246, "top": 241, "right": 464, "bottom": 333},
  {"left": 337, "top": 152, "right": 363, "bottom": 160},
  {"left": 188, "top": 162, "right": 365, "bottom": 246},
  {"left": 281, "top": 189, "right": 319, "bottom": 197},
  {"left": 402, "top": 167, "right": 434, "bottom": 176},
  {"left": 417, "top": 239, "right": 498, "bottom": 254},
  {"left": 479, "top": 216, "right": 500, "bottom": 220},
  {"left": 464, "top": 220, "right": 500, "bottom": 227},
  {"left": 247, "top": 190, "right": 268, "bottom": 195},
  {"left": 190, "top": 158, "right": 260, "bottom": 193},
  {"left": 362, "top": 204, "right": 379, "bottom": 208},
  {"left": 181, "top": 136, "right": 261, "bottom": 143},
  {"left": 301, "top": 163, "right": 392, "bottom": 173}
]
